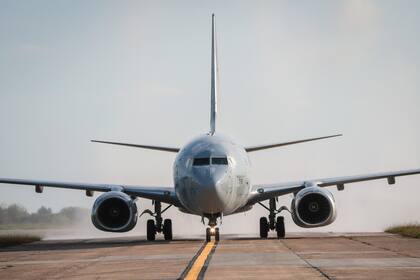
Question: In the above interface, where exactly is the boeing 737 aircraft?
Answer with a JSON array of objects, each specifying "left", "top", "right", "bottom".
[{"left": 1, "top": 15, "right": 420, "bottom": 242}]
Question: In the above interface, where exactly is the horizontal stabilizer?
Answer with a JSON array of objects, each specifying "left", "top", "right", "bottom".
[
  {"left": 91, "top": 140, "right": 180, "bottom": 153},
  {"left": 245, "top": 134, "right": 342, "bottom": 152}
]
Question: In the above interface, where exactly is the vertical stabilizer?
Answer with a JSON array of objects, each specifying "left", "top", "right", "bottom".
[{"left": 210, "top": 14, "right": 218, "bottom": 135}]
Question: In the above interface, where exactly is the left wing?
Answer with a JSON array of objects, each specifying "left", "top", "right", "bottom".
[
  {"left": 91, "top": 140, "right": 180, "bottom": 153},
  {"left": 0, "top": 178, "right": 181, "bottom": 207},
  {"left": 246, "top": 168, "right": 420, "bottom": 205}
]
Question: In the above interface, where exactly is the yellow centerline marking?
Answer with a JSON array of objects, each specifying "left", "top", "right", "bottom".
[{"left": 184, "top": 241, "right": 215, "bottom": 280}]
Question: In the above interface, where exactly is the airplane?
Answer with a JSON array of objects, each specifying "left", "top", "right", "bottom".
[{"left": 1, "top": 14, "right": 420, "bottom": 242}]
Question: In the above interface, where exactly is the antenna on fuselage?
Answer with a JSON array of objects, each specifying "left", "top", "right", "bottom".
[{"left": 209, "top": 13, "right": 219, "bottom": 136}]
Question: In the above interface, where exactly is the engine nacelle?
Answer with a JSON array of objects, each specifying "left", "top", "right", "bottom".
[
  {"left": 91, "top": 191, "right": 138, "bottom": 232},
  {"left": 291, "top": 187, "right": 336, "bottom": 228}
]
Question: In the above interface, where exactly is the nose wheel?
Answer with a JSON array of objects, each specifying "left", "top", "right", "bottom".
[
  {"left": 204, "top": 214, "right": 221, "bottom": 242},
  {"left": 206, "top": 227, "right": 220, "bottom": 242}
]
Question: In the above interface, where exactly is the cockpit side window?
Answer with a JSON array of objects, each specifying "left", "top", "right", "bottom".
[
  {"left": 193, "top": 158, "right": 210, "bottom": 166},
  {"left": 211, "top": 157, "right": 228, "bottom": 165}
]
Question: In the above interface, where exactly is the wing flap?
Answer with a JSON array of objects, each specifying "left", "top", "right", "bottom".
[
  {"left": 317, "top": 168, "right": 420, "bottom": 187},
  {"left": 91, "top": 140, "right": 180, "bottom": 153},
  {"left": 124, "top": 186, "right": 181, "bottom": 206},
  {"left": 0, "top": 178, "right": 111, "bottom": 192},
  {"left": 247, "top": 182, "right": 304, "bottom": 205},
  {"left": 247, "top": 168, "right": 420, "bottom": 205},
  {"left": 245, "top": 134, "right": 342, "bottom": 152},
  {"left": 0, "top": 178, "right": 181, "bottom": 206}
]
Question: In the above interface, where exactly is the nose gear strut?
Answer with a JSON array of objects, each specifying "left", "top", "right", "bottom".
[{"left": 204, "top": 213, "right": 221, "bottom": 242}]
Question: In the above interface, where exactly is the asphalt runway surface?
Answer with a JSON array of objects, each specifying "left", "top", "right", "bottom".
[{"left": 1, "top": 233, "right": 420, "bottom": 279}]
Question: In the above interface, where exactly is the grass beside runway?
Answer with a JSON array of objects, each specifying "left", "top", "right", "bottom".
[
  {"left": 0, "top": 234, "right": 41, "bottom": 246},
  {"left": 386, "top": 224, "right": 420, "bottom": 238}
]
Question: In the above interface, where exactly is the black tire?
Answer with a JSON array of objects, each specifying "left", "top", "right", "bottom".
[
  {"left": 259, "top": 217, "right": 269, "bottom": 239},
  {"left": 163, "top": 219, "right": 173, "bottom": 241},
  {"left": 206, "top": 228, "right": 211, "bottom": 242},
  {"left": 276, "top": 216, "right": 285, "bottom": 239},
  {"left": 147, "top": 219, "right": 156, "bottom": 241},
  {"left": 215, "top": 228, "right": 220, "bottom": 242}
]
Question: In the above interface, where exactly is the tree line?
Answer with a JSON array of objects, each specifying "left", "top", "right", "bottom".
[{"left": 0, "top": 204, "right": 89, "bottom": 225}]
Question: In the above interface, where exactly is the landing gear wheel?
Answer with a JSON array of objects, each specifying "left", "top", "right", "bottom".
[
  {"left": 276, "top": 216, "right": 285, "bottom": 239},
  {"left": 163, "top": 219, "right": 173, "bottom": 241},
  {"left": 147, "top": 219, "right": 156, "bottom": 241},
  {"left": 259, "top": 217, "right": 269, "bottom": 239},
  {"left": 215, "top": 228, "right": 220, "bottom": 242},
  {"left": 206, "top": 228, "right": 211, "bottom": 242}
]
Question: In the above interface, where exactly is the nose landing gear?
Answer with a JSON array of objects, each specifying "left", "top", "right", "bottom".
[
  {"left": 258, "top": 198, "right": 289, "bottom": 239},
  {"left": 206, "top": 227, "right": 220, "bottom": 242},
  {"left": 204, "top": 214, "right": 221, "bottom": 242}
]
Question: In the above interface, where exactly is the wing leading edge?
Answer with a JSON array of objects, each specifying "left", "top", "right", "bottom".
[
  {"left": 247, "top": 168, "right": 420, "bottom": 205},
  {"left": 245, "top": 134, "right": 342, "bottom": 152},
  {"left": 0, "top": 178, "right": 181, "bottom": 207},
  {"left": 91, "top": 140, "right": 180, "bottom": 153}
]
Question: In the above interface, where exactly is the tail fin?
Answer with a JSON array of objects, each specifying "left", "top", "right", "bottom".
[{"left": 210, "top": 14, "right": 218, "bottom": 135}]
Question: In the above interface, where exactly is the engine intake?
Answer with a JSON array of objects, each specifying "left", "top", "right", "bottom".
[
  {"left": 291, "top": 187, "right": 336, "bottom": 228},
  {"left": 91, "top": 191, "right": 138, "bottom": 232}
]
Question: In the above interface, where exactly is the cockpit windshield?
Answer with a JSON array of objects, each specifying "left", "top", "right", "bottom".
[
  {"left": 211, "top": 157, "right": 228, "bottom": 165},
  {"left": 193, "top": 158, "right": 210, "bottom": 166},
  {"left": 192, "top": 157, "right": 228, "bottom": 166}
]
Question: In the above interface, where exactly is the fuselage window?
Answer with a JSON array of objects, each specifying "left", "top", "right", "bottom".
[
  {"left": 193, "top": 158, "right": 210, "bottom": 166},
  {"left": 212, "top": 157, "right": 228, "bottom": 165}
]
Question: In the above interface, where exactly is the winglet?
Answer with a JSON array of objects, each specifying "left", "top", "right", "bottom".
[{"left": 209, "top": 13, "right": 218, "bottom": 135}]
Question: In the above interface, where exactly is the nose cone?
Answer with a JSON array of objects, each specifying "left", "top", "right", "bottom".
[
  {"left": 192, "top": 168, "right": 228, "bottom": 213},
  {"left": 195, "top": 168, "right": 225, "bottom": 188}
]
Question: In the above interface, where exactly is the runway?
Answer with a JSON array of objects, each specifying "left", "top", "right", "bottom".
[{"left": 1, "top": 233, "right": 420, "bottom": 279}]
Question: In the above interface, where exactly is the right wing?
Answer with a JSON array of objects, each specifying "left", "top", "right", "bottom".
[
  {"left": 246, "top": 168, "right": 420, "bottom": 205},
  {"left": 245, "top": 134, "right": 342, "bottom": 152},
  {"left": 0, "top": 178, "right": 181, "bottom": 207}
]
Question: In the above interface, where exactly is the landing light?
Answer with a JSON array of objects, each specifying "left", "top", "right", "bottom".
[{"left": 210, "top": 227, "right": 216, "bottom": 234}]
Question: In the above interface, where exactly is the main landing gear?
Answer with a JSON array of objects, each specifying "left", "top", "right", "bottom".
[
  {"left": 204, "top": 214, "right": 220, "bottom": 242},
  {"left": 258, "top": 198, "right": 288, "bottom": 239},
  {"left": 141, "top": 201, "right": 173, "bottom": 241}
]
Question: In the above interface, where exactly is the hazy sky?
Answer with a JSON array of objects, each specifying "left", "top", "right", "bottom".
[{"left": 0, "top": 0, "right": 419, "bottom": 235}]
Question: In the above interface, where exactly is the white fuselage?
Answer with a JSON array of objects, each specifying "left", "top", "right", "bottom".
[{"left": 174, "top": 134, "right": 251, "bottom": 216}]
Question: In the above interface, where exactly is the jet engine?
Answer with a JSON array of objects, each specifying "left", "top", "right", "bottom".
[
  {"left": 91, "top": 191, "right": 138, "bottom": 232},
  {"left": 291, "top": 187, "right": 336, "bottom": 228}
]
